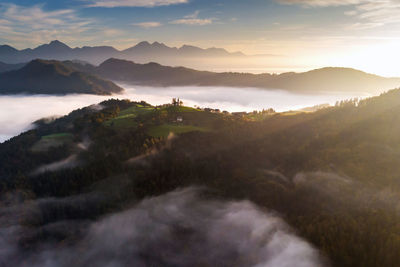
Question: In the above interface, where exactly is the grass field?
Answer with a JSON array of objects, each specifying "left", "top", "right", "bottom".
[
  {"left": 104, "top": 105, "right": 218, "bottom": 134},
  {"left": 148, "top": 124, "right": 209, "bottom": 138},
  {"left": 104, "top": 105, "right": 154, "bottom": 129},
  {"left": 280, "top": 111, "right": 305, "bottom": 116},
  {"left": 119, "top": 105, "right": 154, "bottom": 116},
  {"left": 161, "top": 106, "right": 200, "bottom": 113},
  {"left": 246, "top": 113, "right": 275, "bottom": 121}
]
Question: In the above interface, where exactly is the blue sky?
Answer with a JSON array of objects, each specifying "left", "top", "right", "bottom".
[{"left": 1, "top": 0, "right": 400, "bottom": 75}]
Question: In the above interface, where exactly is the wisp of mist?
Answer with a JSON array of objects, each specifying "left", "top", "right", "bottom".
[{"left": 0, "top": 85, "right": 369, "bottom": 142}]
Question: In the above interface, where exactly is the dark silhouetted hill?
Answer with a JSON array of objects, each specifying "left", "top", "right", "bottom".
[{"left": 0, "top": 59, "right": 123, "bottom": 95}]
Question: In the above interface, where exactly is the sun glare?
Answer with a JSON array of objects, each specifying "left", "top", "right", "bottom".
[{"left": 332, "top": 41, "right": 400, "bottom": 77}]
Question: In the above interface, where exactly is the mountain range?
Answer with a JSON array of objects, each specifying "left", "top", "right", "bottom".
[
  {"left": 0, "top": 40, "right": 245, "bottom": 65},
  {"left": 0, "top": 59, "right": 123, "bottom": 95}
]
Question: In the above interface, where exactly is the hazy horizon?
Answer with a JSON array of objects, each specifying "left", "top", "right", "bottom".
[
  {"left": 2, "top": 39, "right": 399, "bottom": 78},
  {"left": 2, "top": 0, "right": 400, "bottom": 76}
]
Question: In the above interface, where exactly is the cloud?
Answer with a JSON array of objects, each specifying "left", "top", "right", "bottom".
[
  {"left": 133, "top": 21, "right": 162, "bottom": 28},
  {"left": 0, "top": 188, "right": 326, "bottom": 267},
  {"left": 31, "top": 155, "right": 80, "bottom": 175},
  {"left": 291, "top": 171, "right": 400, "bottom": 214},
  {"left": 0, "top": 86, "right": 366, "bottom": 143},
  {"left": 170, "top": 10, "right": 213, "bottom": 26},
  {"left": 184, "top": 10, "right": 200, "bottom": 19},
  {"left": 0, "top": 4, "right": 94, "bottom": 47},
  {"left": 349, "top": 1, "right": 400, "bottom": 26},
  {"left": 277, "top": 0, "right": 400, "bottom": 29},
  {"left": 0, "top": 4, "right": 133, "bottom": 48},
  {"left": 85, "top": 0, "right": 188, "bottom": 8},
  {"left": 170, "top": 18, "right": 212, "bottom": 25},
  {"left": 277, "top": 0, "right": 365, "bottom": 7}
]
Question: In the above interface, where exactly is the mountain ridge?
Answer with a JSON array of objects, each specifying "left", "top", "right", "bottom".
[{"left": 0, "top": 40, "right": 245, "bottom": 65}]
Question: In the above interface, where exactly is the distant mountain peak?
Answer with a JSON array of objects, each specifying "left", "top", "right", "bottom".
[
  {"left": 0, "top": 44, "right": 16, "bottom": 49},
  {"left": 99, "top": 58, "right": 137, "bottom": 69},
  {"left": 135, "top": 41, "right": 151, "bottom": 47},
  {"left": 47, "top": 40, "right": 70, "bottom": 49},
  {"left": 49, "top": 40, "right": 63, "bottom": 45},
  {"left": 152, "top": 41, "right": 169, "bottom": 48},
  {"left": 180, "top": 44, "right": 199, "bottom": 49},
  {"left": 33, "top": 40, "right": 71, "bottom": 53},
  {"left": 0, "top": 44, "right": 18, "bottom": 53},
  {"left": 101, "top": 57, "right": 128, "bottom": 64}
]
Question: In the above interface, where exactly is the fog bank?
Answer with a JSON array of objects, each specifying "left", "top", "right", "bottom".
[
  {"left": 0, "top": 85, "right": 369, "bottom": 142},
  {"left": 0, "top": 188, "right": 326, "bottom": 267}
]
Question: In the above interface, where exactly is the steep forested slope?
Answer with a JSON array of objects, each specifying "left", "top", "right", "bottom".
[{"left": 2, "top": 90, "right": 400, "bottom": 266}]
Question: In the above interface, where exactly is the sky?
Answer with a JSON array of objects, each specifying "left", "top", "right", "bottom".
[{"left": 0, "top": 0, "right": 400, "bottom": 76}]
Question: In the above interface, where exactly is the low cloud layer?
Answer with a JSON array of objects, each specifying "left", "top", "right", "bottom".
[
  {"left": 0, "top": 85, "right": 366, "bottom": 142},
  {"left": 0, "top": 188, "right": 325, "bottom": 267}
]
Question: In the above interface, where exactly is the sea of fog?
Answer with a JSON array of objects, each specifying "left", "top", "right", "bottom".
[{"left": 0, "top": 85, "right": 371, "bottom": 143}]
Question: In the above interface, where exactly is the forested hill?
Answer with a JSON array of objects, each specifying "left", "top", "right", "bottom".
[
  {"left": 2, "top": 89, "right": 400, "bottom": 266},
  {"left": 0, "top": 59, "right": 123, "bottom": 95},
  {"left": 66, "top": 58, "right": 400, "bottom": 94}
]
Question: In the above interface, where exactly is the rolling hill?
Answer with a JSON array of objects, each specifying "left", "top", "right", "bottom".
[{"left": 68, "top": 58, "right": 400, "bottom": 94}]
